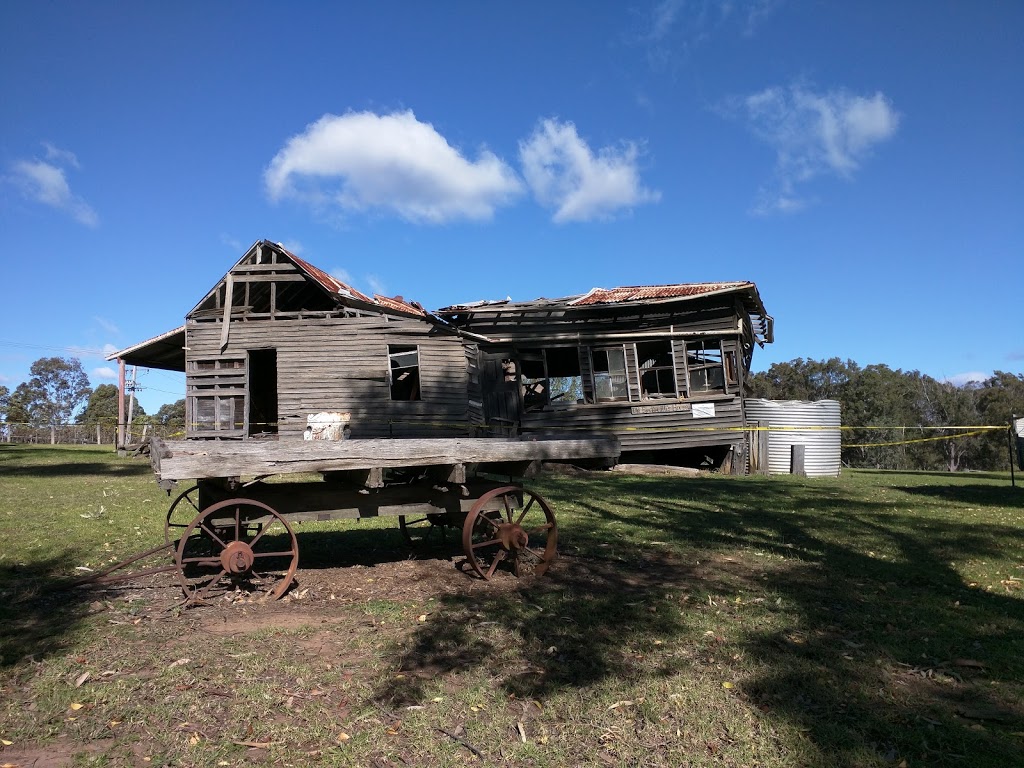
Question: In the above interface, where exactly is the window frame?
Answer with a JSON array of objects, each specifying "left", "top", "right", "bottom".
[
  {"left": 685, "top": 339, "right": 727, "bottom": 395},
  {"left": 387, "top": 344, "right": 422, "bottom": 401},
  {"left": 590, "top": 345, "right": 630, "bottom": 402},
  {"left": 634, "top": 340, "right": 678, "bottom": 400}
]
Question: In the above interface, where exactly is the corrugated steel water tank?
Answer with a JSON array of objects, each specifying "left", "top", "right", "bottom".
[{"left": 744, "top": 399, "right": 842, "bottom": 477}]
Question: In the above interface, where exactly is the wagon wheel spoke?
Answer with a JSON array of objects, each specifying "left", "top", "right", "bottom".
[
  {"left": 502, "top": 494, "right": 514, "bottom": 523},
  {"left": 514, "top": 496, "right": 536, "bottom": 526},
  {"left": 165, "top": 485, "right": 201, "bottom": 545},
  {"left": 199, "top": 522, "right": 227, "bottom": 548},
  {"left": 472, "top": 537, "right": 502, "bottom": 550},
  {"left": 485, "top": 549, "right": 506, "bottom": 579},
  {"left": 175, "top": 498, "right": 299, "bottom": 602},
  {"left": 179, "top": 556, "right": 222, "bottom": 566},
  {"left": 192, "top": 569, "right": 228, "bottom": 601}
]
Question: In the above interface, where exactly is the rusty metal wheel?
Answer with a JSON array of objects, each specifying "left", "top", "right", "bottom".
[
  {"left": 461, "top": 486, "right": 557, "bottom": 580},
  {"left": 164, "top": 485, "right": 200, "bottom": 546},
  {"left": 398, "top": 513, "right": 450, "bottom": 547},
  {"left": 174, "top": 498, "right": 299, "bottom": 602}
]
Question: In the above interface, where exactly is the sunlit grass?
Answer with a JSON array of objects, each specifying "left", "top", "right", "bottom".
[{"left": 1, "top": 445, "right": 1022, "bottom": 766}]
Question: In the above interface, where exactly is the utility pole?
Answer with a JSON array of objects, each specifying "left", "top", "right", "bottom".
[{"left": 125, "top": 366, "right": 138, "bottom": 445}]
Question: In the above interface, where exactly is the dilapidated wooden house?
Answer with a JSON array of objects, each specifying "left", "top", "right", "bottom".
[
  {"left": 438, "top": 282, "right": 773, "bottom": 468},
  {"left": 112, "top": 239, "right": 772, "bottom": 469}
]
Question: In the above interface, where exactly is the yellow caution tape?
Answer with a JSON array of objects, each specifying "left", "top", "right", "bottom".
[{"left": 843, "top": 429, "right": 994, "bottom": 449}]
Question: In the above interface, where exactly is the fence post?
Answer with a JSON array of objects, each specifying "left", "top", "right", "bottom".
[{"left": 50, "top": 425, "right": 56, "bottom": 445}]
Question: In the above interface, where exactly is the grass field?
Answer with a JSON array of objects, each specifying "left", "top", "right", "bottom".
[{"left": 1, "top": 444, "right": 1022, "bottom": 767}]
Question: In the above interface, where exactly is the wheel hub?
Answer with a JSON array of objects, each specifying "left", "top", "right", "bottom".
[
  {"left": 497, "top": 523, "right": 529, "bottom": 551},
  {"left": 220, "top": 540, "right": 255, "bottom": 575}
]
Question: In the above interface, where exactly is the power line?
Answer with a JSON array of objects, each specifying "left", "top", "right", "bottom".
[{"left": 0, "top": 339, "right": 110, "bottom": 356}]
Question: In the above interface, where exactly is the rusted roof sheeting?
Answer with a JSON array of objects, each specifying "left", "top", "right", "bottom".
[
  {"left": 286, "top": 251, "right": 375, "bottom": 304},
  {"left": 569, "top": 282, "right": 753, "bottom": 306},
  {"left": 373, "top": 294, "right": 427, "bottom": 316}
]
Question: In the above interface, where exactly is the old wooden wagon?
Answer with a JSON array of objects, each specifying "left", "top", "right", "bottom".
[{"left": 87, "top": 433, "right": 620, "bottom": 601}]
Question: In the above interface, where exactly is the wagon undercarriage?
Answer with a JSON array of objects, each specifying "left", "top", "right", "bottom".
[{"left": 81, "top": 436, "right": 618, "bottom": 603}]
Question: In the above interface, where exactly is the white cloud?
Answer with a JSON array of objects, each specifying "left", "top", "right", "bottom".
[
  {"left": 519, "top": 119, "right": 660, "bottom": 223},
  {"left": 92, "top": 367, "right": 117, "bottom": 381},
  {"left": 738, "top": 83, "right": 900, "bottom": 214},
  {"left": 220, "top": 233, "right": 244, "bottom": 252},
  {"left": 643, "top": 0, "right": 781, "bottom": 65},
  {"left": 366, "top": 275, "right": 386, "bottom": 296},
  {"left": 9, "top": 144, "right": 98, "bottom": 227},
  {"left": 943, "top": 371, "right": 990, "bottom": 387},
  {"left": 94, "top": 317, "right": 120, "bottom": 335},
  {"left": 265, "top": 110, "right": 523, "bottom": 224},
  {"left": 42, "top": 141, "right": 80, "bottom": 169},
  {"left": 102, "top": 343, "right": 120, "bottom": 357},
  {"left": 329, "top": 267, "right": 354, "bottom": 285},
  {"left": 280, "top": 239, "right": 304, "bottom": 255}
]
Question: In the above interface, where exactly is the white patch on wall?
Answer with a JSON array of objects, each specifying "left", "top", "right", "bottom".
[
  {"left": 692, "top": 402, "right": 716, "bottom": 419},
  {"left": 304, "top": 412, "right": 351, "bottom": 441}
]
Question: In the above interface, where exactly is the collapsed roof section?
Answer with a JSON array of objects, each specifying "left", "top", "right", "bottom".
[{"left": 438, "top": 281, "right": 774, "bottom": 345}]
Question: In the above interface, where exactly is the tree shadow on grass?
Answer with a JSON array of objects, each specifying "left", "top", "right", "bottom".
[
  {"left": 896, "top": 482, "right": 1024, "bottom": 508},
  {"left": 373, "top": 473, "right": 1024, "bottom": 767},
  {"left": 0, "top": 554, "right": 98, "bottom": 668}
]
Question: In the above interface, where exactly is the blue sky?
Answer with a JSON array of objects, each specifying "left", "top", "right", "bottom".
[{"left": 1, "top": 1, "right": 1021, "bottom": 415}]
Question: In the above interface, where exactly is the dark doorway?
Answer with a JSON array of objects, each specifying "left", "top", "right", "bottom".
[
  {"left": 480, "top": 353, "right": 521, "bottom": 436},
  {"left": 248, "top": 349, "right": 278, "bottom": 436}
]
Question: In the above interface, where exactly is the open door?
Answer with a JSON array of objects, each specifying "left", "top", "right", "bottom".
[
  {"left": 248, "top": 349, "right": 278, "bottom": 437},
  {"left": 479, "top": 353, "right": 521, "bottom": 436}
]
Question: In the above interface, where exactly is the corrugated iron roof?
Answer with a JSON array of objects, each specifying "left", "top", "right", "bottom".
[
  {"left": 373, "top": 294, "right": 427, "bottom": 316},
  {"left": 284, "top": 246, "right": 428, "bottom": 318},
  {"left": 287, "top": 251, "right": 375, "bottom": 304},
  {"left": 569, "top": 282, "right": 754, "bottom": 306}
]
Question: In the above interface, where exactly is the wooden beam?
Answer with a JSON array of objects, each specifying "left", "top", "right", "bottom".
[
  {"left": 219, "top": 273, "right": 233, "bottom": 352},
  {"left": 151, "top": 436, "right": 621, "bottom": 481}
]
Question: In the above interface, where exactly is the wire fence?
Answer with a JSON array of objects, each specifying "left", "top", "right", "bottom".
[{"left": 1, "top": 422, "right": 183, "bottom": 446}]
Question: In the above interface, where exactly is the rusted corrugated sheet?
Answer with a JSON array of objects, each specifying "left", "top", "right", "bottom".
[
  {"left": 373, "top": 294, "right": 427, "bottom": 316},
  {"left": 569, "top": 283, "right": 753, "bottom": 306},
  {"left": 286, "top": 247, "right": 428, "bottom": 319},
  {"left": 286, "top": 251, "right": 375, "bottom": 304}
]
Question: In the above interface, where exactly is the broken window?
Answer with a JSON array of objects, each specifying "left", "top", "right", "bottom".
[
  {"left": 388, "top": 345, "right": 421, "bottom": 401},
  {"left": 724, "top": 349, "right": 739, "bottom": 388},
  {"left": 520, "top": 348, "right": 583, "bottom": 409},
  {"left": 687, "top": 340, "right": 726, "bottom": 394},
  {"left": 592, "top": 347, "right": 629, "bottom": 402},
  {"left": 636, "top": 341, "right": 677, "bottom": 399}
]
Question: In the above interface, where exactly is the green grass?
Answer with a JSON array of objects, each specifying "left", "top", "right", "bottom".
[{"left": 1, "top": 444, "right": 1023, "bottom": 766}]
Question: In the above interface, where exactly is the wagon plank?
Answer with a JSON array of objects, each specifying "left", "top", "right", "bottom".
[{"left": 151, "top": 436, "right": 619, "bottom": 481}]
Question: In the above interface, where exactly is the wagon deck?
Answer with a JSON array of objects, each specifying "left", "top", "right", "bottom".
[{"left": 83, "top": 435, "right": 620, "bottom": 603}]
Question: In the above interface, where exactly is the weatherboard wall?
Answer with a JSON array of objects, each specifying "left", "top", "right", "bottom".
[{"left": 184, "top": 315, "right": 471, "bottom": 440}]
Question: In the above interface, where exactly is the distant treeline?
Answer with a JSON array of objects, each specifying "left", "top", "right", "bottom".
[{"left": 747, "top": 359, "right": 1023, "bottom": 472}]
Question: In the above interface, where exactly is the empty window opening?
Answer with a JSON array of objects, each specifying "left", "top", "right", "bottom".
[
  {"left": 687, "top": 340, "right": 726, "bottom": 394},
  {"left": 520, "top": 348, "right": 583, "bottom": 409},
  {"left": 636, "top": 341, "right": 677, "bottom": 399},
  {"left": 248, "top": 349, "right": 278, "bottom": 435},
  {"left": 389, "top": 345, "right": 421, "bottom": 400},
  {"left": 592, "top": 347, "right": 629, "bottom": 402}
]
